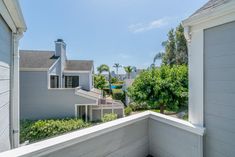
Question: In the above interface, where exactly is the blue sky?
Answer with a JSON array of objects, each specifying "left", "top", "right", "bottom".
[{"left": 19, "top": 0, "right": 207, "bottom": 74}]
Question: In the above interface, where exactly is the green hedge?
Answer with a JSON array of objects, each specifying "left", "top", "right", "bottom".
[
  {"left": 101, "top": 113, "right": 117, "bottom": 122},
  {"left": 124, "top": 106, "right": 132, "bottom": 116},
  {"left": 112, "top": 89, "right": 125, "bottom": 103},
  {"left": 20, "top": 119, "right": 90, "bottom": 143}
]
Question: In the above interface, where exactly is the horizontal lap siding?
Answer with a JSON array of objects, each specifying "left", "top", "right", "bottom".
[
  {"left": 0, "top": 15, "right": 12, "bottom": 152},
  {"left": 204, "top": 21, "right": 235, "bottom": 157},
  {"left": 149, "top": 119, "right": 201, "bottom": 157},
  {"left": 43, "top": 119, "right": 148, "bottom": 157}
]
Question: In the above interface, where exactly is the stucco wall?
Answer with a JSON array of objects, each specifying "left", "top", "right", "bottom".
[
  {"left": 42, "top": 119, "right": 149, "bottom": 157},
  {"left": 20, "top": 71, "right": 96, "bottom": 120}
]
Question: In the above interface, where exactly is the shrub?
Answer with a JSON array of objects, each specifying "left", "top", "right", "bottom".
[
  {"left": 94, "top": 74, "right": 107, "bottom": 90},
  {"left": 125, "top": 106, "right": 132, "bottom": 116},
  {"left": 110, "top": 77, "right": 119, "bottom": 84},
  {"left": 129, "top": 102, "right": 150, "bottom": 111},
  {"left": 101, "top": 113, "right": 118, "bottom": 122},
  {"left": 112, "top": 89, "right": 125, "bottom": 103},
  {"left": 20, "top": 119, "right": 90, "bottom": 143}
]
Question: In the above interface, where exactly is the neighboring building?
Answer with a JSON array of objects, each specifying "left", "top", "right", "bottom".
[
  {"left": 20, "top": 39, "right": 124, "bottom": 122},
  {"left": 183, "top": 0, "right": 235, "bottom": 156},
  {"left": 0, "top": 0, "right": 26, "bottom": 152},
  {"left": 103, "top": 71, "right": 127, "bottom": 81},
  {"left": 129, "top": 68, "right": 143, "bottom": 79}
]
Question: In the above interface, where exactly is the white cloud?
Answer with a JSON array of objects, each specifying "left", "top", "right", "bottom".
[
  {"left": 128, "top": 18, "right": 169, "bottom": 33},
  {"left": 117, "top": 53, "right": 130, "bottom": 59}
]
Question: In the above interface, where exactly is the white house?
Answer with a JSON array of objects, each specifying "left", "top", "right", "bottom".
[
  {"left": 20, "top": 39, "right": 124, "bottom": 122},
  {"left": 0, "top": 0, "right": 26, "bottom": 152}
]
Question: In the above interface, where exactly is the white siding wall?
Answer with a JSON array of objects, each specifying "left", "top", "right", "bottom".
[
  {"left": 204, "top": 21, "right": 235, "bottom": 157},
  {"left": 149, "top": 119, "right": 203, "bottom": 157},
  {"left": 42, "top": 119, "right": 149, "bottom": 157},
  {"left": 20, "top": 71, "right": 96, "bottom": 120},
  {"left": 63, "top": 72, "right": 92, "bottom": 91},
  {"left": 0, "top": 15, "right": 12, "bottom": 152}
]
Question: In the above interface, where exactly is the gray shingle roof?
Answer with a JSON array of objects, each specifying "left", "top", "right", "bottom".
[
  {"left": 191, "top": 0, "right": 231, "bottom": 17},
  {"left": 20, "top": 50, "right": 58, "bottom": 69},
  {"left": 65, "top": 60, "right": 93, "bottom": 71}
]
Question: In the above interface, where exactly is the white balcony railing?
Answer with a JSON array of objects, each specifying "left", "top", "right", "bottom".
[{"left": 0, "top": 111, "right": 204, "bottom": 157}]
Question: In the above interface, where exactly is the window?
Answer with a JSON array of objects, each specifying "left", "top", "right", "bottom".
[
  {"left": 65, "top": 76, "right": 79, "bottom": 88},
  {"left": 50, "top": 75, "right": 59, "bottom": 88}
]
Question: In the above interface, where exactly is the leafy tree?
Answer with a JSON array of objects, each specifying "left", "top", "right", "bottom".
[
  {"left": 155, "top": 24, "right": 188, "bottom": 66},
  {"left": 110, "top": 77, "right": 118, "bottom": 84},
  {"left": 175, "top": 24, "right": 188, "bottom": 65},
  {"left": 124, "top": 66, "right": 133, "bottom": 79},
  {"left": 163, "top": 29, "right": 176, "bottom": 66},
  {"left": 94, "top": 74, "right": 107, "bottom": 90},
  {"left": 127, "top": 65, "right": 188, "bottom": 114},
  {"left": 97, "top": 64, "right": 110, "bottom": 74},
  {"left": 97, "top": 64, "right": 112, "bottom": 93},
  {"left": 113, "top": 63, "right": 122, "bottom": 76}
]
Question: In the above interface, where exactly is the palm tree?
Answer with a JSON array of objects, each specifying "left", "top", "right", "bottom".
[
  {"left": 124, "top": 66, "right": 133, "bottom": 79},
  {"left": 97, "top": 64, "right": 110, "bottom": 74},
  {"left": 97, "top": 64, "right": 112, "bottom": 93},
  {"left": 153, "top": 52, "right": 165, "bottom": 64},
  {"left": 113, "top": 63, "right": 122, "bottom": 77}
]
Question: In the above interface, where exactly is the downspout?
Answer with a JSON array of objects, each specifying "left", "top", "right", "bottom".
[{"left": 11, "top": 29, "right": 23, "bottom": 149}]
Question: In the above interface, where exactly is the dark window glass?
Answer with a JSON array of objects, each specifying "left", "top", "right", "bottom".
[
  {"left": 65, "top": 76, "right": 79, "bottom": 88},
  {"left": 50, "top": 75, "right": 59, "bottom": 88}
]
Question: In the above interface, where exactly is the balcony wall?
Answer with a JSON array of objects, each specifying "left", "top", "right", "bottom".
[{"left": 0, "top": 111, "right": 204, "bottom": 157}]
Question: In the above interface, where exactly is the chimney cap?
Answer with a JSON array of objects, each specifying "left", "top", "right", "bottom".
[{"left": 56, "top": 39, "right": 64, "bottom": 42}]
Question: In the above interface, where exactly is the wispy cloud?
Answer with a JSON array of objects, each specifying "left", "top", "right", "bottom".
[
  {"left": 117, "top": 53, "right": 130, "bottom": 59},
  {"left": 128, "top": 18, "right": 169, "bottom": 33}
]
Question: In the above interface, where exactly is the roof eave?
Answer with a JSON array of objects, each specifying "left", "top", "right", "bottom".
[
  {"left": 182, "top": 1, "right": 235, "bottom": 27},
  {"left": 3, "top": 0, "right": 27, "bottom": 32},
  {"left": 20, "top": 68, "right": 48, "bottom": 72}
]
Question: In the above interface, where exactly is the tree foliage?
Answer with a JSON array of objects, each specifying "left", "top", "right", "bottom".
[
  {"left": 175, "top": 24, "right": 188, "bottom": 65},
  {"left": 127, "top": 65, "right": 188, "bottom": 113},
  {"left": 94, "top": 74, "right": 107, "bottom": 90},
  {"left": 97, "top": 64, "right": 112, "bottom": 93},
  {"left": 20, "top": 119, "right": 90, "bottom": 143},
  {"left": 97, "top": 64, "right": 110, "bottom": 74},
  {"left": 113, "top": 63, "right": 122, "bottom": 75},
  {"left": 110, "top": 77, "right": 119, "bottom": 84},
  {"left": 156, "top": 24, "right": 188, "bottom": 66},
  {"left": 124, "top": 66, "right": 133, "bottom": 79}
]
